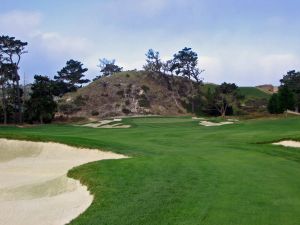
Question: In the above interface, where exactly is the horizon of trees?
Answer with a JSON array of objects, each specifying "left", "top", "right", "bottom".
[{"left": 1, "top": 34, "right": 299, "bottom": 124}]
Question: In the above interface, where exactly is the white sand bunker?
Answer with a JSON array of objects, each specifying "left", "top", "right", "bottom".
[
  {"left": 199, "top": 121, "right": 234, "bottom": 127},
  {"left": 0, "top": 139, "right": 127, "bottom": 225},
  {"left": 80, "top": 118, "right": 131, "bottom": 129},
  {"left": 192, "top": 117, "right": 205, "bottom": 120},
  {"left": 273, "top": 140, "right": 300, "bottom": 148}
]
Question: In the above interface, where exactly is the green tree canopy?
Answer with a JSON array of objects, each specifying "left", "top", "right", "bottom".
[
  {"left": 24, "top": 75, "right": 57, "bottom": 124},
  {"left": 213, "top": 83, "right": 244, "bottom": 117},
  {"left": 0, "top": 35, "right": 28, "bottom": 123},
  {"left": 54, "top": 59, "right": 89, "bottom": 96},
  {"left": 268, "top": 93, "right": 282, "bottom": 114},
  {"left": 143, "top": 49, "right": 163, "bottom": 73},
  {"left": 171, "top": 47, "right": 204, "bottom": 83},
  {"left": 93, "top": 58, "right": 123, "bottom": 81},
  {"left": 280, "top": 70, "right": 300, "bottom": 111}
]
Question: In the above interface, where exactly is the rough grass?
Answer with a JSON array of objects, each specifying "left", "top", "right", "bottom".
[{"left": 0, "top": 116, "right": 300, "bottom": 225}]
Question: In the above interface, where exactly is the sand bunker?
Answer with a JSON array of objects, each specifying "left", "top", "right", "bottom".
[
  {"left": 192, "top": 117, "right": 205, "bottom": 120},
  {"left": 273, "top": 140, "right": 300, "bottom": 148},
  {"left": 286, "top": 110, "right": 300, "bottom": 116},
  {"left": 0, "top": 139, "right": 127, "bottom": 225},
  {"left": 79, "top": 118, "right": 131, "bottom": 129},
  {"left": 199, "top": 121, "right": 234, "bottom": 127}
]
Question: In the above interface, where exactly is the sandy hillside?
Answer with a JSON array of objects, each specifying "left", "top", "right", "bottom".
[{"left": 0, "top": 139, "right": 127, "bottom": 225}]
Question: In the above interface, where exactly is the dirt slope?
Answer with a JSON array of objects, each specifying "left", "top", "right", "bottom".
[{"left": 59, "top": 71, "right": 190, "bottom": 118}]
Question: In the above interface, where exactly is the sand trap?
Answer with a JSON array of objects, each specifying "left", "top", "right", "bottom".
[
  {"left": 0, "top": 139, "right": 127, "bottom": 225},
  {"left": 199, "top": 121, "right": 234, "bottom": 127},
  {"left": 192, "top": 117, "right": 205, "bottom": 120},
  {"left": 286, "top": 110, "right": 300, "bottom": 116},
  {"left": 273, "top": 140, "right": 300, "bottom": 148},
  {"left": 79, "top": 119, "right": 131, "bottom": 129},
  {"left": 227, "top": 118, "right": 239, "bottom": 122}
]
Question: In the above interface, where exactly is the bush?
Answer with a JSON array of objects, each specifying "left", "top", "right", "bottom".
[
  {"left": 141, "top": 85, "right": 150, "bottom": 93},
  {"left": 117, "top": 90, "right": 124, "bottom": 97},
  {"left": 138, "top": 94, "right": 150, "bottom": 108},
  {"left": 91, "top": 110, "right": 99, "bottom": 116},
  {"left": 122, "top": 108, "right": 131, "bottom": 114},
  {"left": 73, "top": 95, "right": 88, "bottom": 106},
  {"left": 59, "top": 103, "right": 78, "bottom": 114},
  {"left": 268, "top": 94, "right": 283, "bottom": 114}
]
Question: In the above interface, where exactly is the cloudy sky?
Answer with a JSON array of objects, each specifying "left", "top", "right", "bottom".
[{"left": 1, "top": 0, "right": 299, "bottom": 86}]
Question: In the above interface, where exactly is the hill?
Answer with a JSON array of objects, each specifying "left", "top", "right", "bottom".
[
  {"left": 238, "top": 87, "right": 271, "bottom": 100},
  {"left": 57, "top": 72, "right": 272, "bottom": 118},
  {"left": 256, "top": 84, "right": 278, "bottom": 94},
  {"left": 59, "top": 71, "right": 191, "bottom": 118},
  {"left": 237, "top": 87, "right": 272, "bottom": 114}
]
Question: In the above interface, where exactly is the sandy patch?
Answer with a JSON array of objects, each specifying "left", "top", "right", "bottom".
[
  {"left": 0, "top": 139, "right": 127, "bottom": 225},
  {"left": 78, "top": 118, "right": 131, "bottom": 129},
  {"left": 200, "top": 121, "right": 234, "bottom": 127},
  {"left": 192, "top": 117, "right": 205, "bottom": 120},
  {"left": 286, "top": 110, "right": 300, "bottom": 116},
  {"left": 273, "top": 140, "right": 300, "bottom": 148},
  {"left": 227, "top": 118, "right": 239, "bottom": 122}
]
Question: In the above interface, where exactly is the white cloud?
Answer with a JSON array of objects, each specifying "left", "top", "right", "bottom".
[
  {"left": 200, "top": 56, "right": 223, "bottom": 83},
  {"left": 0, "top": 10, "right": 42, "bottom": 36},
  {"left": 31, "top": 31, "right": 92, "bottom": 58},
  {"left": 256, "top": 54, "right": 299, "bottom": 84},
  {"left": 258, "top": 54, "right": 299, "bottom": 74},
  {"left": 0, "top": 10, "right": 98, "bottom": 81},
  {"left": 0, "top": 10, "right": 92, "bottom": 60}
]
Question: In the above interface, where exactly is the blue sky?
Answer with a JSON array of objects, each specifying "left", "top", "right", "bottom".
[{"left": 1, "top": 0, "right": 299, "bottom": 85}]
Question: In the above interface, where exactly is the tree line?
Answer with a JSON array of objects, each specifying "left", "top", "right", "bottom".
[
  {"left": 0, "top": 35, "right": 251, "bottom": 124},
  {"left": 0, "top": 35, "right": 92, "bottom": 124}
]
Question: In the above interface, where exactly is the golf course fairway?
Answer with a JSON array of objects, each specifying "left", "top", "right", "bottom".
[{"left": 0, "top": 116, "right": 300, "bottom": 225}]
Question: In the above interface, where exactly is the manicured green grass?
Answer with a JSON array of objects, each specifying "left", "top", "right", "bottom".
[{"left": 1, "top": 116, "right": 300, "bottom": 225}]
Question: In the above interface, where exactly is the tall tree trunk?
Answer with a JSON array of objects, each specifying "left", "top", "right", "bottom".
[
  {"left": 11, "top": 81, "right": 17, "bottom": 124},
  {"left": 191, "top": 101, "right": 195, "bottom": 113},
  {"left": 1, "top": 84, "right": 7, "bottom": 124},
  {"left": 221, "top": 111, "right": 226, "bottom": 118},
  {"left": 15, "top": 78, "right": 22, "bottom": 124},
  {"left": 190, "top": 80, "right": 195, "bottom": 113}
]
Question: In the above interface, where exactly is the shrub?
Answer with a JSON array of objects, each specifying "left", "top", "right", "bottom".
[
  {"left": 73, "top": 95, "right": 88, "bottom": 106},
  {"left": 138, "top": 94, "right": 150, "bottom": 108},
  {"left": 141, "top": 85, "right": 150, "bottom": 93},
  {"left": 91, "top": 110, "right": 99, "bottom": 116},
  {"left": 117, "top": 90, "right": 124, "bottom": 97},
  {"left": 122, "top": 108, "right": 131, "bottom": 114}
]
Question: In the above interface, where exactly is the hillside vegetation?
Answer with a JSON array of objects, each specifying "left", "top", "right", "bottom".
[
  {"left": 59, "top": 71, "right": 192, "bottom": 118},
  {"left": 58, "top": 71, "right": 272, "bottom": 119}
]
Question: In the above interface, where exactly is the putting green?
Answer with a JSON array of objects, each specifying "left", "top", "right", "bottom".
[{"left": 0, "top": 116, "right": 300, "bottom": 225}]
